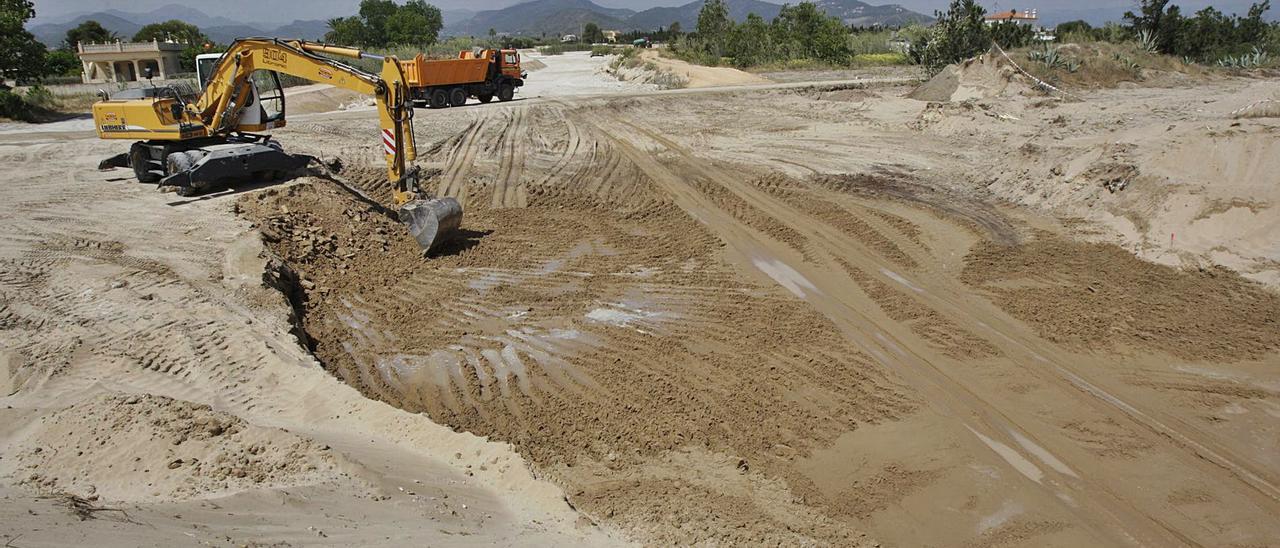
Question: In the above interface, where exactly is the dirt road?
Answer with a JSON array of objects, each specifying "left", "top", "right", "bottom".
[{"left": 2, "top": 54, "right": 1278, "bottom": 546}]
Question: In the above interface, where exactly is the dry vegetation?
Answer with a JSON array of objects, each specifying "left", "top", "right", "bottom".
[{"left": 1012, "top": 42, "right": 1218, "bottom": 89}]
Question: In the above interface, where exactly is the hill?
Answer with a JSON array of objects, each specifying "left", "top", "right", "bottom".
[
  {"left": 31, "top": 4, "right": 329, "bottom": 47},
  {"left": 813, "top": 0, "right": 933, "bottom": 27},
  {"left": 444, "top": 0, "right": 934, "bottom": 37},
  {"left": 448, "top": 0, "right": 633, "bottom": 37},
  {"left": 627, "top": 0, "right": 784, "bottom": 31}
]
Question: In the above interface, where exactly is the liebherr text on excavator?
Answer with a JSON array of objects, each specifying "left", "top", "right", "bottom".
[{"left": 93, "top": 38, "right": 461, "bottom": 252}]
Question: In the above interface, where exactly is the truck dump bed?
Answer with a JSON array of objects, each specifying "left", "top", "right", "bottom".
[{"left": 402, "top": 54, "right": 490, "bottom": 88}]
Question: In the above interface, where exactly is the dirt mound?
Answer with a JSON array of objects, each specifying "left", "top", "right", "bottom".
[
  {"left": 3, "top": 394, "right": 340, "bottom": 502},
  {"left": 522, "top": 57, "right": 548, "bottom": 71},
  {"left": 908, "top": 50, "right": 1035, "bottom": 102},
  {"left": 632, "top": 49, "right": 769, "bottom": 88},
  {"left": 962, "top": 234, "right": 1280, "bottom": 362}
]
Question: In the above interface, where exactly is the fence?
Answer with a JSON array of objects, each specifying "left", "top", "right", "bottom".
[{"left": 15, "top": 78, "right": 200, "bottom": 97}]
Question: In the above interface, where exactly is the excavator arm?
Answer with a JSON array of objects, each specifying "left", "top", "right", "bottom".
[{"left": 194, "top": 38, "right": 421, "bottom": 205}]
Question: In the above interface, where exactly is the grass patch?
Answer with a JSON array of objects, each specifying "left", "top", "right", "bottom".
[{"left": 852, "top": 52, "right": 910, "bottom": 66}]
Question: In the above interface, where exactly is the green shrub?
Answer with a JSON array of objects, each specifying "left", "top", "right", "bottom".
[
  {"left": 23, "top": 85, "right": 57, "bottom": 109},
  {"left": 673, "top": 1, "right": 851, "bottom": 68},
  {"left": 847, "top": 30, "right": 893, "bottom": 55},
  {"left": 0, "top": 90, "right": 28, "bottom": 121},
  {"left": 0, "top": 87, "right": 62, "bottom": 121},
  {"left": 915, "top": 0, "right": 991, "bottom": 74}
]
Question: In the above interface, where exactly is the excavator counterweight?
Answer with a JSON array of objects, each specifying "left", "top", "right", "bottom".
[{"left": 92, "top": 38, "right": 462, "bottom": 253}]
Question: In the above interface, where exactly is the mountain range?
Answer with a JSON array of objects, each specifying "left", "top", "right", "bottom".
[
  {"left": 31, "top": 0, "right": 934, "bottom": 48},
  {"left": 30, "top": 4, "right": 330, "bottom": 47},
  {"left": 447, "top": 0, "right": 934, "bottom": 36}
]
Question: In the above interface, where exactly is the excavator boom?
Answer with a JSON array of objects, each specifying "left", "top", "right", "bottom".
[{"left": 93, "top": 38, "right": 461, "bottom": 253}]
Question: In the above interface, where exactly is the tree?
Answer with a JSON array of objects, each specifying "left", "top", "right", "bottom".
[
  {"left": 915, "top": 0, "right": 989, "bottom": 74},
  {"left": 0, "top": 0, "right": 46, "bottom": 84},
  {"left": 325, "top": 0, "right": 443, "bottom": 48},
  {"left": 45, "top": 49, "right": 80, "bottom": 76},
  {"left": 1122, "top": 0, "right": 1271, "bottom": 60},
  {"left": 1054, "top": 20, "right": 1093, "bottom": 38},
  {"left": 989, "top": 21, "right": 1034, "bottom": 48},
  {"left": 134, "top": 20, "right": 210, "bottom": 72},
  {"left": 63, "top": 20, "right": 116, "bottom": 51},
  {"left": 358, "top": 0, "right": 398, "bottom": 45},
  {"left": 770, "top": 2, "right": 850, "bottom": 63},
  {"left": 488, "top": 27, "right": 497, "bottom": 38},
  {"left": 325, "top": 16, "right": 365, "bottom": 45},
  {"left": 727, "top": 13, "right": 773, "bottom": 66},
  {"left": 669, "top": 21, "right": 682, "bottom": 36},
  {"left": 385, "top": 0, "right": 443, "bottom": 46},
  {"left": 1123, "top": 0, "right": 1181, "bottom": 52},
  {"left": 695, "top": 0, "right": 732, "bottom": 56},
  {"left": 134, "top": 20, "right": 208, "bottom": 47},
  {"left": 583, "top": 22, "right": 605, "bottom": 44}
]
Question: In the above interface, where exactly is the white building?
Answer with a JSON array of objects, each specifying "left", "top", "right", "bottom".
[
  {"left": 76, "top": 39, "right": 184, "bottom": 83},
  {"left": 983, "top": 9, "right": 1038, "bottom": 26}
]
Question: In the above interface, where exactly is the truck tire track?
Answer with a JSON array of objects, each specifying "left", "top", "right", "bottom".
[{"left": 492, "top": 107, "right": 528, "bottom": 209}]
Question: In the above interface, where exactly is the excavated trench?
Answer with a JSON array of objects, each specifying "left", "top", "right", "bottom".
[{"left": 236, "top": 97, "right": 1280, "bottom": 545}]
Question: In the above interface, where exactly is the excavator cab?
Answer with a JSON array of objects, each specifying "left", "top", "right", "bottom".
[{"left": 237, "top": 70, "right": 286, "bottom": 131}]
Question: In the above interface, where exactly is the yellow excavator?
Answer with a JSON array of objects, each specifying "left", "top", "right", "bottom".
[{"left": 93, "top": 38, "right": 461, "bottom": 252}]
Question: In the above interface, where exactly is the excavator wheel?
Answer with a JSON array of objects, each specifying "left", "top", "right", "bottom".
[
  {"left": 448, "top": 88, "right": 468, "bottom": 107},
  {"left": 429, "top": 89, "right": 449, "bottom": 109},
  {"left": 398, "top": 197, "right": 464, "bottom": 253},
  {"left": 131, "top": 142, "right": 162, "bottom": 183}
]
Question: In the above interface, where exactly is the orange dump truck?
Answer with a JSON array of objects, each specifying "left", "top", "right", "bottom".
[{"left": 401, "top": 49, "right": 525, "bottom": 109}]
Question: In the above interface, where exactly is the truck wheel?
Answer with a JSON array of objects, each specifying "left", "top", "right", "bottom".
[
  {"left": 130, "top": 143, "right": 161, "bottom": 183},
  {"left": 429, "top": 89, "right": 449, "bottom": 109},
  {"left": 497, "top": 83, "right": 515, "bottom": 102},
  {"left": 477, "top": 93, "right": 494, "bottom": 104},
  {"left": 448, "top": 88, "right": 467, "bottom": 107}
]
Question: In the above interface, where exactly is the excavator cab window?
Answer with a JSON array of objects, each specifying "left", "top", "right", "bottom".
[{"left": 249, "top": 69, "right": 285, "bottom": 124}]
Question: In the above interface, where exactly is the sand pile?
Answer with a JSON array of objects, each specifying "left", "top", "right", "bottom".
[
  {"left": 962, "top": 234, "right": 1280, "bottom": 361},
  {"left": 3, "top": 394, "right": 341, "bottom": 502},
  {"left": 908, "top": 49, "right": 1035, "bottom": 102}
]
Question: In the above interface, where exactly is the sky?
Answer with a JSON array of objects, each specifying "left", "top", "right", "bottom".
[{"left": 28, "top": 0, "right": 1271, "bottom": 26}]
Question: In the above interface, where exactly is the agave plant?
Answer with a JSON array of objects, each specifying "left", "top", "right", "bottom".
[
  {"left": 1218, "top": 47, "right": 1270, "bottom": 68},
  {"left": 1135, "top": 30, "right": 1159, "bottom": 53},
  {"left": 1030, "top": 44, "right": 1080, "bottom": 72}
]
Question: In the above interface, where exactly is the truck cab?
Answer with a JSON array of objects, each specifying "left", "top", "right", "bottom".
[{"left": 496, "top": 49, "right": 523, "bottom": 80}]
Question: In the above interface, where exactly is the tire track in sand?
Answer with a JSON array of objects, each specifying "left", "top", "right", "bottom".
[
  {"left": 492, "top": 107, "right": 528, "bottom": 209},
  {"left": 436, "top": 111, "right": 490, "bottom": 205},
  {"left": 587, "top": 110, "right": 1280, "bottom": 547},
  {"left": 532, "top": 101, "right": 584, "bottom": 189}
]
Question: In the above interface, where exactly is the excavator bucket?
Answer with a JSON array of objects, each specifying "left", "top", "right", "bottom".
[{"left": 398, "top": 197, "right": 463, "bottom": 253}]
